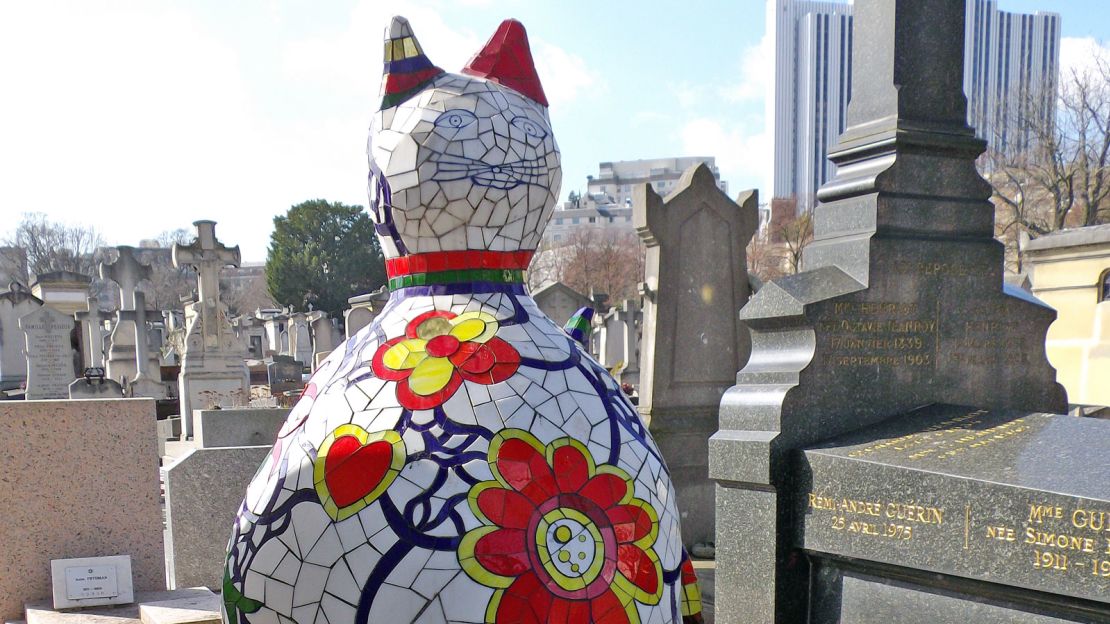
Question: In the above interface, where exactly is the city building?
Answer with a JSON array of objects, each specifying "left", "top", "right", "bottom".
[
  {"left": 1025, "top": 224, "right": 1110, "bottom": 407},
  {"left": 545, "top": 157, "right": 727, "bottom": 244},
  {"left": 771, "top": 0, "right": 1060, "bottom": 214}
]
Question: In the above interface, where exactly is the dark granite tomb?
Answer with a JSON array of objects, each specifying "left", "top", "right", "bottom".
[{"left": 708, "top": 0, "right": 1108, "bottom": 622}]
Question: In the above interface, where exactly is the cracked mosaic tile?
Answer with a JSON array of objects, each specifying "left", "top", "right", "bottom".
[{"left": 224, "top": 15, "right": 702, "bottom": 624}]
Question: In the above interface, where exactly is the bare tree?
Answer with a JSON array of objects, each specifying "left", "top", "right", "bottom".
[
  {"left": 3, "top": 212, "right": 105, "bottom": 278},
  {"left": 778, "top": 213, "right": 814, "bottom": 274},
  {"left": 746, "top": 231, "right": 787, "bottom": 282},
  {"left": 537, "top": 228, "right": 644, "bottom": 301},
  {"left": 986, "top": 48, "right": 1110, "bottom": 271},
  {"left": 222, "top": 272, "right": 278, "bottom": 317}
]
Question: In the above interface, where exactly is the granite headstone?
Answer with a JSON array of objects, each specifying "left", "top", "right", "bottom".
[
  {"left": 708, "top": 1, "right": 1091, "bottom": 622},
  {"left": 635, "top": 166, "right": 758, "bottom": 547}
]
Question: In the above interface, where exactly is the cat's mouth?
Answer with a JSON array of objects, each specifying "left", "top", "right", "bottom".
[{"left": 430, "top": 153, "right": 549, "bottom": 191}]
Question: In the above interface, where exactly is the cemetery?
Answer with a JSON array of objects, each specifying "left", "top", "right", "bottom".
[{"left": 0, "top": 0, "right": 1107, "bottom": 623}]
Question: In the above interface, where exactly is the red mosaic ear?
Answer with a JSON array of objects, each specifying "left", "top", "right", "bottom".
[{"left": 462, "top": 19, "right": 549, "bottom": 107}]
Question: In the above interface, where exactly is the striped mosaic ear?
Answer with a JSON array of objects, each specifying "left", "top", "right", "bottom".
[
  {"left": 380, "top": 16, "right": 444, "bottom": 109},
  {"left": 563, "top": 306, "right": 594, "bottom": 348}
]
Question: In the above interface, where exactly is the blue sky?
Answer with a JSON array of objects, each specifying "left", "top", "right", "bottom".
[{"left": 1, "top": 1, "right": 1107, "bottom": 261}]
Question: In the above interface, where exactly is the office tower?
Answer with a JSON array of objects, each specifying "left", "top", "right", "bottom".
[{"left": 772, "top": 0, "right": 1060, "bottom": 213}]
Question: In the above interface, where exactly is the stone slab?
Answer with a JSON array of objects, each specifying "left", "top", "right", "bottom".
[
  {"left": 809, "top": 563, "right": 1105, "bottom": 623},
  {"left": 25, "top": 590, "right": 212, "bottom": 624},
  {"left": 163, "top": 446, "right": 270, "bottom": 589},
  {"left": 800, "top": 404, "right": 1110, "bottom": 606},
  {"left": 0, "top": 399, "right": 165, "bottom": 620},
  {"left": 192, "top": 408, "right": 287, "bottom": 448},
  {"left": 138, "top": 590, "right": 220, "bottom": 624}
]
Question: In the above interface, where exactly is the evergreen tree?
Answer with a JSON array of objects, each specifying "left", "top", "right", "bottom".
[{"left": 266, "top": 199, "right": 385, "bottom": 317}]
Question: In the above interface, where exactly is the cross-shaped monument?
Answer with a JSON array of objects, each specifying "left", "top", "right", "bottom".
[
  {"left": 69, "top": 296, "right": 126, "bottom": 398},
  {"left": 115, "top": 291, "right": 166, "bottom": 398},
  {"left": 172, "top": 220, "right": 248, "bottom": 434},
  {"left": 74, "top": 296, "right": 106, "bottom": 370},
  {"left": 100, "top": 245, "right": 157, "bottom": 383}
]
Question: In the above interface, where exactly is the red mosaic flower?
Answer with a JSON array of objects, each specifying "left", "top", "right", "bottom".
[
  {"left": 459, "top": 430, "right": 662, "bottom": 623},
  {"left": 371, "top": 310, "right": 520, "bottom": 410}
]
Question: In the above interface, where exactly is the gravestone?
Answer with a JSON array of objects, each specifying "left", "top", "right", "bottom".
[
  {"left": 118, "top": 291, "right": 167, "bottom": 399},
  {"left": 531, "top": 281, "right": 592, "bottom": 328},
  {"left": 616, "top": 299, "right": 641, "bottom": 386},
  {"left": 596, "top": 305, "right": 626, "bottom": 370},
  {"left": 0, "top": 281, "right": 41, "bottom": 392},
  {"left": 74, "top": 296, "right": 107, "bottom": 370},
  {"left": 287, "top": 312, "right": 312, "bottom": 365},
  {"left": 265, "top": 354, "right": 303, "bottom": 396},
  {"left": 172, "top": 220, "right": 249, "bottom": 437},
  {"left": 344, "top": 286, "right": 389, "bottom": 339},
  {"left": 707, "top": 1, "right": 1094, "bottom": 622},
  {"left": 192, "top": 408, "right": 287, "bottom": 448},
  {"left": 19, "top": 305, "right": 75, "bottom": 399},
  {"left": 163, "top": 445, "right": 270, "bottom": 589},
  {"left": 635, "top": 167, "right": 758, "bottom": 547},
  {"left": 101, "top": 246, "right": 157, "bottom": 384},
  {"left": 308, "top": 311, "right": 337, "bottom": 367}
]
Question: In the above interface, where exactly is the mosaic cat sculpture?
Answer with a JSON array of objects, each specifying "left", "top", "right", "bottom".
[{"left": 223, "top": 16, "right": 703, "bottom": 624}]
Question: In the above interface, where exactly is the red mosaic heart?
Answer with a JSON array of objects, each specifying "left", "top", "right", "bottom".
[{"left": 323, "top": 435, "right": 394, "bottom": 508}]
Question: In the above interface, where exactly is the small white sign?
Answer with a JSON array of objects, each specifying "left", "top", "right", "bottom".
[
  {"left": 51, "top": 555, "right": 134, "bottom": 609},
  {"left": 64, "top": 564, "right": 119, "bottom": 600}
]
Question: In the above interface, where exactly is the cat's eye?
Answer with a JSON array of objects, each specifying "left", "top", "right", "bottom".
[
  {"left": 434, "top": 109, "right": 477, "bottom": 129},
  {"left": 510, "top": 116, "right": 547, "bottom": 139}
]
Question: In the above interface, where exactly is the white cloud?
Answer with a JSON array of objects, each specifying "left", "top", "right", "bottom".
[
  {"left": 719, "top": 31, "right": 773, "bottom": 104},
  {"left": 678, "top": 117, "right": 772, "bottom": 200},
  {"left": 0, "top": 1, "right": 597, "bottom": 261},
  {"left": 532, "top": 40, "right": 601, "bottom": 109},
  {"left": 1059, "top": 36, "right": 1110, "bottom": 82}
]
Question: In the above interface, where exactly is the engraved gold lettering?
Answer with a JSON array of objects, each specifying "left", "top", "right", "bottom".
[
  {"left": 986, "top": 525, "right": 1016, "bottom": 542},
  {"left": 1023, "top": 527, "right": 1096, "bottom": 553},
  {"left": 1072, "top": 508, "right": 1109, "bottom": 533},
  {"left": 1029, "top": 504, "right": 1064, "bottom": 524}
]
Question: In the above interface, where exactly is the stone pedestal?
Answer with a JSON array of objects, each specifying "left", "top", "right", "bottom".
[{"left": 634, "top": 166, "right": 758, "bottom": 547}]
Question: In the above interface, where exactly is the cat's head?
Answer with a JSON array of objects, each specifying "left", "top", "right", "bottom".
[{"left": 368, "top": 17, "right": 562, "bottom": 258}]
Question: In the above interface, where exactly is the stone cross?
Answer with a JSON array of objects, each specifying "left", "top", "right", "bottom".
[
  {"left": 615, "top": 299, "right": 640, "bottom": 377},
  {"left": 173, "top": 220, "right": 241, "bottom": 350},
  {"left": 74, "top": 296, "right": 106, "bottom": 369},
  {"left": 116, "top": 291, "right": 154, "bottom": 382},
  {"left": 100, "top": 246, "right": 151, "bottom": 311}
]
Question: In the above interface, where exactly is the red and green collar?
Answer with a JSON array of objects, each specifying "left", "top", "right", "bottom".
[{"left": 385, "top": 250, "right": 533, "bottom": 290}]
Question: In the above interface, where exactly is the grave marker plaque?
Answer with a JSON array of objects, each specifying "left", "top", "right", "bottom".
[
  {"left": 50, "top": 554, "right": 134, "bottom": 609},
  {"left": 20, "top": 305, "right": 75, "bottom": 399}
]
